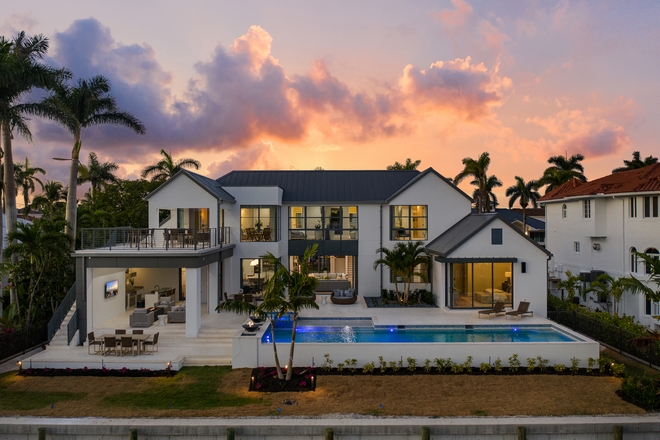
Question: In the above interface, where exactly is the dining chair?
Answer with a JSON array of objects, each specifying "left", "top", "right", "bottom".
[
  {"left": 103, "top": 337, "right": 118, "bottom": 356},
  {"left": 115, "top": 329, "right": 126, "bottom": 334},
  {"left": 244, "top": 294, "right": 254, "bottom": 304},
  {"left": 143, "top": 332, "right": 159, "bottom": 353},
  {"left": 234, "top": 294, "right": 244, "bottom": 302},
  {"left": 262, "top": 227, "right": 271, "bottom": 241},
  {"left": 87, "top": 332, "right": 102, "bottom": 355},
  {"left": 120, "top": 336, "right": 137, "bottom": 357},
  {"left": 132, "top": 329, "right": 143, "bottom": 334}
]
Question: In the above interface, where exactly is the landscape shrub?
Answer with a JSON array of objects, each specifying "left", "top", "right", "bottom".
[
  {"left": 570, "top": 357, "right": 581, "bottom": 375},
  {"left": 479, "top": 362, "right": 492, "bottom": 373},
  {"left": 406, "top": 357, "right": 417, "bottom": 372},
  {"left": 362, "top": 362, "right": 375, "bottom": 374},
  {"left": 378, "top": 356, "right": 387, "bottom": 373},
  {"left": 508, "top": 354, "right": 520, "bottom": 372},
  {"left": 493, "top": 357, "right": 503, "bottom": 372},
  {"left": 554, "top": 363, "right": 566, "bottom": 373},
  {"left": 462, "top": 356, "right": 473, "bottom": 372},
  {"left": 537, "top": 356, "right": 548, "bottom": 372},
  {"left": 321, "top": 354, "right": 333, "bottom": 372},
  {"left": 620, "top": 375, "right": 660, "bottom": 411},
  {"left": 423, "top": 359, "right": 432, "bottom": 373},
  {"left": 526, "top": 357, "right": 536, "bottom": 373}
]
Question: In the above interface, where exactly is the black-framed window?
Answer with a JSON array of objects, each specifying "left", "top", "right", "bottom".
[
  {"left": 583, "top": 200, "right": 591, "bottom": 219},
  {"left": 630, "top": 247, "right": 638, "bottom": 273},
  {"left": 630, "top": 197, "right": 637, "bottom": 218},
  {"left": 288, "top": 206, "right": 358, "bottom": 241},
  {"left": 240, "top": 258, "right": 277, "bottom": 294},
  {"left": 644, "top": 196, "right": 659, "bottom": 218},
  {"left": 449, "top": 261, "right": 513, "bottom": 308},
  {"left": 391, "top": 205, "right": 427, "bottom": 241},
  {"left": 240, "top": 206, "right": 279, "bottom": 242},
  {"left": 491, "top": 228, "right": 502, "bottom": 245},
  {"left": 645, "top": 248, "right": 659, "bottom": 274},
  {"left": 562, "top": 204, "right": 567, "bottom": 218}
]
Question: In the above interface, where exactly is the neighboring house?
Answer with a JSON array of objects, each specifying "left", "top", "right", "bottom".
[
  {"left": 73, "top": 167, "right": 551, "bottom": 342},
  {"left": 540, "top": 164, "right": 660, "bottom": 329},
  {"left": 496, "top": 208, "right": 545, "bottom": 246}
]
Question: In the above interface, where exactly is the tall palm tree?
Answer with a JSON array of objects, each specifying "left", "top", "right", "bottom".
[
  {"left": 397, "top": 241, "right": 429, "bottom": 304},
  {"left": 374, "top": 245, "right": 405, "bottom": 301},
  {"left": 538, "top": 153, "right": 587, "bottom": 193},
  {"left": 505, "top": 176, "right": 540, "bottom": 235},
  {"left": 386, "top": 158, "right": 422, "bottom": 170},
  {"left": 586, "top": 273, "right": 628, "bottom": 317},
  {"left": 141, "top": 149, "right": 201, "bottom": 182},
  {"left": 612, "top": 151, "right": 659, "bottom": 173},
  {"left": 557, "top": 270, "right": 583, "bottom": 302},
  {"left": 454, "top": 152, "right": 500, "bottom": 212},
  {"left": 31, "top": 180, "right": 66, "bottom": 219},
  {"left": 14, "top": 157, "right": 45, "bottom": 217},
  {"left": 0, "top": 32, "right": 69, "bottom": 305},
  {"left": 43, "top": 75, "right": 145, "bottom": 248},
  {"left": 77, "top": 152, "right": 119, "bottom": 199},
  {"left": 470, "top": 174, "right": 502, "bottom": 213}
]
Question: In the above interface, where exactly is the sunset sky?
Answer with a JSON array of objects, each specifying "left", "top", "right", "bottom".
[{"left": 3, "top": 0, "right": 659, "bottom": 204}]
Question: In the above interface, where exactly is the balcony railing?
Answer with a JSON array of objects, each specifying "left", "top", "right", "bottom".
[{"left": 80, "top": 227, "right": 230, "bottom": 251}]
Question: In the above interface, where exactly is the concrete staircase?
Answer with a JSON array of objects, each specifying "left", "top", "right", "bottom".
[
  {"left": 49, "top": 302, "right": 78, "bottom": 348},
  {"left": 145, "top": 325, "right": 235, "bottom": 366}
]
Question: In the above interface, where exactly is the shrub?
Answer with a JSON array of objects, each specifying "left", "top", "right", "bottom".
[
  {"left": 451, "top": 362, "right": 464, "bottom": 374},
  {"left": 378, "top": 356, "right": 387, "bottom": 373},
  {"left": 389, "top": 361, "right": 399, "bottom": 372},
  {"left": 380, "top": 289, "right": 389, "bottom": 300},
  {"left": 406, "top": 357, "right": 417, "bottom": 372},
  {"left": 423, "top": 359, "right": 432, "bottom": 373},
  {"left": 537, "top": 356, "right": 548, "bottom": 372},
  {"left": 599, "top": 356, "right": 613, "bottom": 374},
  {"left": 620, "top": 375, "right": 660, "bottom": 411},
  {"left": 480, "top": 362, "right": 492, "bottom": 373},
  {"left": 462, "top": 356, "right": 473, "bottom": 373},
  {"left": 554, "top": 363, "right": 566, "bottom": 373},
  {"left": 611, "top": 363, "right": 626, "bottom": 377},
  {"left": 336, "top": 362, "right": 345, "bottom": 372},
  {"left": 346, "top": 359, "right": 358, "bottom": 373},
  {"left": 362, "top": 362, "right": 375, "bottom": 374},
  {"left": 508, "top": 354, "right": 520, "bottom": 372},
  {"left": 419, "top": 289, "right": 434, "bottom": 305},
  {"left": 493, "top": 357, "right": 503, "bottom": 373},
  {"left": 587, "top": 357, "right": 597, "bottom": 373},
  {"left": 321, "top": 354, "right": 333, "bottom": 372},
  {"left": 434, "top": 358, "right": 447, "bottom": 373},
  {"left": 570, "top": 357, "right": 580, "bottom": 375},
  {"left": 526, "top": 357, "right": 536, "bottom": 373},
  {"left": 397, "top": 359, "right": 403, "bottom": 370}
]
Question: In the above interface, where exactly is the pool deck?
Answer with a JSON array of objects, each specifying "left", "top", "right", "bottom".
[{"left": 15, "top": 297, "right": 561, "bottom": 372}]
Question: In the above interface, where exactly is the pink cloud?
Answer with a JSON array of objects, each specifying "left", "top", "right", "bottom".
[
  {"left": 433, "top": 0, "right": 474, "bottom": 29},
  {"left": 206, "top": 141, "right": 284, "bottom": 177}
]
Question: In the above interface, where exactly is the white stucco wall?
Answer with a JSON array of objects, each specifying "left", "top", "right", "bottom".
[{"left": 87, "top": 268, "right": 126, "bottom": 329}]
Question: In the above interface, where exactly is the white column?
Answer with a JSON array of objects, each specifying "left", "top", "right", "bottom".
[
  {"left": 185, "top": 267, "right": 202, "bottom": 338},
  {"left": 86, "top": 267, "right": 94, "bottom": 329},
  {"left": 208, "top": 261, "right": 219, "bottom": 314}
]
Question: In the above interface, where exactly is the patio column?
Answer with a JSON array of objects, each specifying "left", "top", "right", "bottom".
[
  {"left": 208, "top": 261, "right": 219, "bottom": 314},
  {"left": 186, "top": 267, "right": 202, "bottom": 338}
]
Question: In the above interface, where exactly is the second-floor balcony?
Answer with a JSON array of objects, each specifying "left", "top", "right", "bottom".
[{"left": 80, "top": 227, "right": 230, "bottom": 251}]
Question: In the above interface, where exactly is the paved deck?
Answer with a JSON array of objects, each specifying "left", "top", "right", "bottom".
[{"left": 18, "top": 297, "right": 553, "bottom": 372}]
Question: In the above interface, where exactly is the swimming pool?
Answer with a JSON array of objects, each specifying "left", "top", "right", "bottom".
[{"left": 261, "top": 318, "right": 581, "bottom": 344}]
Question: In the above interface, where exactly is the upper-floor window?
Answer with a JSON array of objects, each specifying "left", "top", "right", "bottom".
[
  {"left": 240, "top": 206, "right": 279, "bottom": 242},
  {"left": 491, "top": 228, "right": 503, "bottom": 245},
  {"left": 288, "top": 206, "right": 358, "bottom": 241},
  {"left": 630, "top": 247, "right": 638, "bottom": 273},
  {"left": 391, "top": 205, "right": 428, "bottom": 241},
  {"left": 644, "top": 196, "right": 659, "bottom": 218},
  {"left": 629, "top": 197, "right": 637, "bottom": 218},
  {"left": 645, "top": 248, "right": 659, "bottom": 274},
  {"left": 562, "top": 204, "right": 567, "bottom": 219},
  {"left": 574, "top": 241, "right": 580, "bottom": 253},
  {"left": 583, "top": 200, "right": 591, "bottom": 219}
]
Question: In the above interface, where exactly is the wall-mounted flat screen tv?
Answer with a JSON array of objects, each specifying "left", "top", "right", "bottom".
[{"left": 105, "top": 279, "right": 119, "bottom": 299}]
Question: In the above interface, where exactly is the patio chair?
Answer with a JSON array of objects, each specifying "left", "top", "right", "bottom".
[
  {"left": 506, "top": 301, "right": 533, "bottom": 320},
  {"left": 120, "top": 336, "right": 137, "bottom": 357},
  {"left": 87, "top": 332, "right": 102, "bottom": 355},
  {"left": 143, "top": 332, "right": 159, "bottom": 353},
  {"left": 103, "top": 336, "right": 119, "bottom": 356},
  {"left": 132, "top": 329, "right": 143, "bottom": 334},
  {"left": 478, "top": 301, "right": 506, "bottom": 319}
]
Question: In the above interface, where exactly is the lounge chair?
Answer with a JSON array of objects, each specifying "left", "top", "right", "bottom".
[
  {"left": 506, "top": 301, "right": 533, "bottom": 320},
  {"left": 478, "top": 301, "right": 506, "bottom": 319}
]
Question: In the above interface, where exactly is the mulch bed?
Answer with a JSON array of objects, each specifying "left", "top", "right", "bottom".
[
  {"left": 249, "top": 367, "right": 317, "bottom": 392},
  {"left": 18, "top": 367, "right": 172, "bottom": 377},
  {"left": 364, "top": 297, "right": 437, "bottom": 308}
]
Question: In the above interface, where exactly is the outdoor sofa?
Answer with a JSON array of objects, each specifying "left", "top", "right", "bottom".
[
  {"left": 331, "top": 288, "right": 357, "bottom": 305},
  {"left": 130, "top": 308, "right": 155, "bottom": 327},
  {"left": 167, "top": 303, "right": 186, "bottom": 323}
]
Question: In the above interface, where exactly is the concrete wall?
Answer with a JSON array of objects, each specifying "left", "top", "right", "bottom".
[{"left": 87, "top": 268, "right": 126, "bottom": 329}]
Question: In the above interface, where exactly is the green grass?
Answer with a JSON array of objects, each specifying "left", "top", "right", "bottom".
[
  {"left": 0, "top": 372, "right": 87, "bottom": 410},
  {"left": 101, "top": 366, "right": 264, "bottom": 410}
]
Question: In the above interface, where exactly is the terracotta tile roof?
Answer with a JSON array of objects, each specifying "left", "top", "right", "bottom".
[{"left": 540, "top": 163, "right": 660, "bottom": 202}]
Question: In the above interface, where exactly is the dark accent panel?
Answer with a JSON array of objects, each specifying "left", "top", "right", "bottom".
[
  {"left": 521, "top": 262, "right": 527, "bottom": 273},
  {"left": 75, "top": 257, "right": 87, "bottom": 345},
  {"left": 434, "top": 257, "right": 518, "bottom": 263},
  {"left": 83, "top": 248, "right": 233, "bottom": 269},
  {"left": 288, "top": 240, "right": 358, "bottom": 256},
  {"left": 491, "top": 228, "right": 503, "bottom": 245}
]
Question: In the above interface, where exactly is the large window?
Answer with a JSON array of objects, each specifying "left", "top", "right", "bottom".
[
  {"left": 449, "top": 262, "right": 513, "bottom": 308},
  {"left": 644, "top": 196, "right": 659, "bottom": 218},
  {"left": 288, "top": 206, "right": 358, "bottom": 241},
  {"left": 630, "top": 247, "right": 638, "bottom": 273},
  {"left": 391, "top": 205, "right": 427, "bottom": 241},
  {"left": 290, "top": 255, "right": 356, "bottom": 288},
  {"left": 240, "top": 206, "right": 279, "bottom": 242},
  {"left": 645, "top": 248, "right": 659, "bottom": 274},
  {"left": 583, "top": 200, "right": 591, "bottom": 219},
  {"left": 240, "top": 258, "right": 276, "bottom": 294},
  {"left": 630, "top": 197, "right": 637, "bottom": 218}
]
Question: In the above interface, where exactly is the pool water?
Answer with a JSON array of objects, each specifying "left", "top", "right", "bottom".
[{"left": 261, "top": 319, "right": 580, "bottom": 344}]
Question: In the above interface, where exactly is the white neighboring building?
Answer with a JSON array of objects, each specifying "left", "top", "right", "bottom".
[{"left": 540, "top": 164, "right": 660, "bottom": 329}]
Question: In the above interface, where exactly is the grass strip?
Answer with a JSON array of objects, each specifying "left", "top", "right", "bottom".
[{"left": 0, "top": 391, "right": 87, "bottom": 411}]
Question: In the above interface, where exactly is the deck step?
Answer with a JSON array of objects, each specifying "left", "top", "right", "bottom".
[{"left": 183, "top": 356, "right": 232, "bottom": 366}]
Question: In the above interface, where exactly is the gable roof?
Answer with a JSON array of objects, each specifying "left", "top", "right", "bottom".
[
  {"left": 144, "top": 169, "right": 236, "bottom": 202},
  {"left": 425, "top": 213, "right": 551, "bottom": 257},
  {"left": 540, "top": 163, "right": 660, "bottom": 202},
  {"left": 216, "top": 169, "right": 420, "bottom": 203},
  {"left": 495, "top": 209, "right": 545, "bottom": 231},
  {"left": 385, "top": 168, "right": 472, "bottom": 202}
]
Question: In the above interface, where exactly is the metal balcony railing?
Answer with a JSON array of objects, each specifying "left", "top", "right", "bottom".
[{"left": 80, "top": 227, "right": 230, "bottom": 251}]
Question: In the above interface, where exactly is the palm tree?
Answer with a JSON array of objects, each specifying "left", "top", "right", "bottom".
[
  {"left": 538, "top": 153, "right": 587, "bottom": 193},
  {"left": 31, "top": 180, "right": 66, "bottom": 219},
  {"left": 557, "top": 270, "right": 583, "bottom": 302},
  {"left": 470, "top": 174, "right": 502, "bottom": 213},
  {"left": 4, "top": 219, "right": 72, "bottom": 326},
  {"left": 374, "top": 242, "right": 428, "bottom": 304},
  {"left": 14, "top": 157, "right": 45, "bottom": 217},
  {"left": 0, "top": 32, "right": 69, "bottom": 305},
  {"left": 505, "top": 176, "right": 540, "bottom": 235},
  {"left": 43, "top": 75, "right": 145, "bottom": 248},
  {"left": 78, "top": 152, "right": 119, "bottom": 199},
  {"left": 217, "top": 245, "right": 319, "bottom": 381},
  {"left": 612, "top": 151, "right": 659, "bottom": 173},
  {"left": 141, "top": 149, "right": 201, "bottom": 182},
  {"left": 454, "top": 152, "right": 500, "bottom": 212},
  {"left": 619, "top": 252, "right": 660, "bottom": 303},
  {"left": 387, "top": 158, "right": 422, "bottom": 170},
  {"left": 586, "top": 273, "right": 628, "bottom": 317},
  {"left": 374, "top": 245, "right": 405, "bottom": 302}
]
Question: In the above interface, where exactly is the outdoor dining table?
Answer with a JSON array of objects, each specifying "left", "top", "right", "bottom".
[{"left": 101, "top": 333, "right": 152, "bottom": 355}]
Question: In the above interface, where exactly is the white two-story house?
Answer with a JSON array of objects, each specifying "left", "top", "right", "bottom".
[
  {"left": 73, "top": 167, "right": 551, "bottom": 343},
  {"left": 540, "top": 164, "right": 660, "bottom": 328}
]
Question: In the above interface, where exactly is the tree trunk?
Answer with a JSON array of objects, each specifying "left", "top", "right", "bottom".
[
  {"left": 522, "top": 206, "right": 527, "bottom": 236},
  {"left": 2, "top": 121, "right": 18, "bottom": 305},
  {"left": 270, "top": 318, "right": 284, "bottom": 379},
  {"left": 286, "top": 313, "right": 299, "bottom": 380},
  {"left": 65, "top": 136, "right": 81, "bottom": 250}
]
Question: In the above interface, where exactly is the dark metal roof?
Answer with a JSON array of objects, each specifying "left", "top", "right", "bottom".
[
  {"left": 215, "top": 170, "right": 421, "bottom": 203},
  {"left": 495, "top": 209, "right": 545, "bottom": 230},
  {"left": 425, "top": 213, "right": 551, "bottom": 257},
  {"left": 144, "top": 170, "right": 235, "bottom": 202}
]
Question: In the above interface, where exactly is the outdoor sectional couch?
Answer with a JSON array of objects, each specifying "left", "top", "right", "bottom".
[
  {"left": 167, "top": 303, "right": 186, "bottom": 323},
  {"left": 130, "top": 308, "right": 155, "bottom": 327},
  {"left": 331, "top": 288, "right": 357, "bottom": 305}
]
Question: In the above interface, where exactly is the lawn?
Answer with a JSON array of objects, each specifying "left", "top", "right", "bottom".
[{"left": 0, "top": 360, "right": 648, "bottom": 418}]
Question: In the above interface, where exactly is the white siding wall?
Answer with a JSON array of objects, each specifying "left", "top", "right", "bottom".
[{"left": 87, "top": 268, "right": 126, "bottom": 329}]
